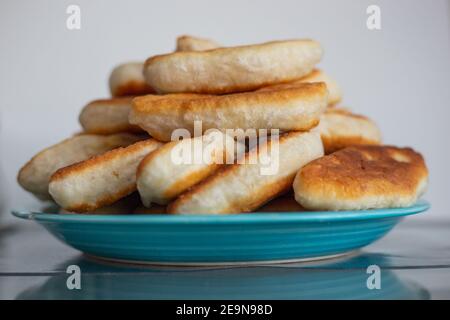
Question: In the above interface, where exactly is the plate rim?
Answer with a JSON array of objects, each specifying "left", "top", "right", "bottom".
[{"left": 11, "top": 200, "right": 430, "bottom": 224}]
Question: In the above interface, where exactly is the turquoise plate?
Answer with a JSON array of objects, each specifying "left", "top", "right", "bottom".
[{"left": 12, "top": 201, "right": 429, "bottom": 266}]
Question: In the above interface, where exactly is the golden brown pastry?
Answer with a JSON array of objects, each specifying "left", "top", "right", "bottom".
[
  {"left": 318, "top": 108, "right": 382, "bottom": 154},
  {"left": 17, "top": 133, "right": 144, "bottom": 200},
  {"left": 293, "top": 145, "right": 428, "bottom": 210},
  {"left": 49, "top": 139, "right": 163, "bottom": 212},
  {"left": 130, "top": 82, "right": 328, "bottom": 142}
]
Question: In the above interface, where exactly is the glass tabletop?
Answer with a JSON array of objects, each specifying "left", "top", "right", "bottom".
[{"left": 1, "top": 217, "right": 449, "bottom": 299}]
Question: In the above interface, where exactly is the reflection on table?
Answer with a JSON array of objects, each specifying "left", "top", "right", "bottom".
[{"left": 17, "top": 254, "right": 429, "bottom": 300}]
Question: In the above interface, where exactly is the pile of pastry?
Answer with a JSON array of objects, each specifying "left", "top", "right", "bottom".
[{"left": 18, "top": 35, "right": 429, "bottom": 214}]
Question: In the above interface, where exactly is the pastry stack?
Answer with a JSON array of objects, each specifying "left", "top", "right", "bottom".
[{"left": 18, "top": 35, "right": 428, "bottom": 214}]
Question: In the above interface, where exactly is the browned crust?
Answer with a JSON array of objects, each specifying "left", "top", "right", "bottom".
[
  {"left": 257, "top": 69, "right": 322, "bottom": 92},
  {"left": 231, "top": 175, "right": 294, "bottom": 213},
  {"left": 167, "top": 171, "right": 293, "bottom": 214},
  {"left": 322, "top": 136, "right": 381, "bottom": 155},
  {"left": 133, "top": 82, "right": 327, "bottom": 114},
  {"left": 297, "top": 145, "right": 428, "bottom": 200},
  {"left": 259, "top": 68, "right": 342, "bottom": 105},
  {"left": 51, "top": 139, "right": 160, "bottom": 181},
  {"left": 17, "top": 134, "right": 142, "bottom": 197},
  {"left": 300, "top": 69, "right": 321, "bottom": 80},
  {"left": 176, "top": 35, "right": 216, "bottom": 42},
  {"left": 50, "top": 139, "right": 162, "bottom": 213},
  {"left": 323, "top": 107, "right": 369, "bottom": 120},
  {"left": 167, "top": 132, "right": 300, "bottom": 213},
  {"left": 60, "top": 193, "right": 141, "bottom": 215},
  {"left": 66, "top": 184, "right": 137, "bottom": 213},
  {"left": 175, "top": 35, "right": 221, "bottom": 51},
  {"left": 162, "top": 77, "right": 311, "bottom": 95},
  {"left": 82, "top": 124, "right": 144, "bottom": 135},
  {"left": 132, "top": 92, "right": 212, "bottom": 110},
  {"left": 112, "top": 81, "right": 155, "bottom": 97},
  {"left": 320, "top": 108, "right": 381, "bottom": 154}
]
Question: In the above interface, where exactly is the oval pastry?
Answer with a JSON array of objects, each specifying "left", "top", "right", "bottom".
[
  {"left": 293, "top": 145, "right": 428, "bottom": 210},
  {"left": 144, "top": 39, "right": 322, "bottom": 94}
]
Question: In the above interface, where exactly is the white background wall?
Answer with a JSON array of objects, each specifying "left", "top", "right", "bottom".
[{"left": 1, "top": 0, "right": 449, "bottom": 220}]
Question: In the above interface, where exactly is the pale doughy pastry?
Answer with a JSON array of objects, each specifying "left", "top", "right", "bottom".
[
  {"left": 109, "top": 62, "right": 155, "bottom": 97},
  {"left": 297, "top": 69, "right": 341, "bottom": 105},
  {"left": 109, "top": 36, "right": 220, "bottom": 97},
  {"left": 168, "top": 131, "right": 324, "bottom": 214},
  {"left": 17, "top": 133, "right": 144, "bottom": 200},
  {"left": 176, "top": 35, "right": 220, "bottom": 51},
  {"left": 79, "top": 97, "right": 144, "bottom": 134},
  {"left": 144, "top": 39, "right": 323, "bottom": 94},
  {"left": 81, "top": 94, "right": 209, "bottom": 135},
  {"left": 49, "top": 139, "right": 163, "bottom": 212},
  {"left": 137, "top": 131, "right": 244, "bottom": 206},
  {"left": 318, "top": 108, "right": 382, "bottom": 154},
  {"left": 293, "top": 145, "right": 428, "bottom": 210},
  {"left": 130, "top": 82, "right": 328, "bottom": 142}
]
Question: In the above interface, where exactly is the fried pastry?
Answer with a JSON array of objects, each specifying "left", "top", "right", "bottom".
[
  {"left": 130, "top": 82, "right": 328, "bottom": 142},
  {"left": 144, "top": 39, "right": 322, "bottom": 94},
  {"left": 18, "top": 133, "right": 144, "bottom": 200},
  {"left": 79, "top": 97, "right": 144, "bottom": 134},
  {"left": 137, "top": 131, "right": 244, "bottom": 206},
  {"left": 49, "top": 139, "right": 163, "bottom": 212},
  {"left": 259, "top": 69, "right": 341, "bottom": 106},
  {"left": 318, "top": 108, "right": 382, "bottom": 154},
  {"left": 168, "top": 131, "right": 324, "bottom": 214},
  {"left": 293, "top": 145, "right": 428, "bottom": 210},
  {"left": 109, "top": 62, "right": 155, "bottom": 97}
]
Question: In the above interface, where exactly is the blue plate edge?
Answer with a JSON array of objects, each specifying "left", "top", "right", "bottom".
[{"left": 11, "top": 200, "right": 430, "bottom": 224}]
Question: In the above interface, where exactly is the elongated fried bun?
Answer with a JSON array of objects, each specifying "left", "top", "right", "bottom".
[
  {"left": 168, "top": 131, "right": 324, "bottom": 214},
  {"left": 49, "top": 139, "right": 163, "bottom": 212},
  {"left": 137, "top": 131, "right": 244, "bottom": 206},
  {"left": 176, "top": 35, "right": 220, "bottom": 51},
  {"left": 18, "top": 133, "right": 144, "bottom": 200},
  {"left": 144, "top": 39, "right": 323, "bottom": 94},
  {"left": 130, "top": 82, "right": 328, "bottom": 142},
  {"left": 79, "top": 98, "right": 144, "bottom": 134},
  {"left": 293, "top": 145, "right": 428, "bottom": 210},
  {"left": 109, "top": 62, "right": 155, "bottom": 97},
  {"left": 260, "top": 69, "right": 341, "bottom": 106},
  {"left": 81, "top": 94, "right": 207, "bottom": 135},
  {"left": 318, "top": 108, "right": 382, "bottom": 154}
]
